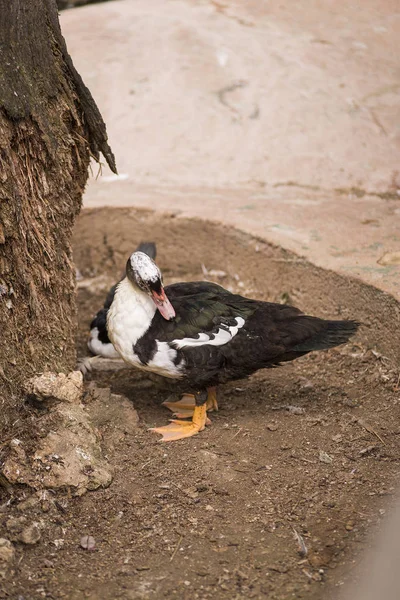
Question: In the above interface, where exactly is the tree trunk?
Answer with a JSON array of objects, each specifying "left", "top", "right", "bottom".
[{"left": 0, "top": 0, "right": 116, "bottom": 443}]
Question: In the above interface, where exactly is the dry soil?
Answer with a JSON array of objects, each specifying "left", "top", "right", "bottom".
[{"left": 1, "top": 208, "right": 399, "bottom": 600}]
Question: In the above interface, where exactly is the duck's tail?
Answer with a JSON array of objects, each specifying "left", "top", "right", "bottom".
[
  {"left": 292, "top": 319, "right": 360, "bottom": 353},
  {"left": 277, "top": 318, "right": 360, "bottom": 364}
]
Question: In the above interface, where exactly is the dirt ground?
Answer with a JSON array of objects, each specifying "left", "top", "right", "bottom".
[{"left": 1, "top": 208, "right": 399, "bottom": 600}]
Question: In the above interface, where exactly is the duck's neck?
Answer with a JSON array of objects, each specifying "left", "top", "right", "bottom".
[{"left": 107, "top": 277, "right": 157, "bottom": 351}]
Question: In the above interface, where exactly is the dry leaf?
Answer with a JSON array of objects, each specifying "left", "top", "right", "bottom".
[{"left": 377, "top": 251, "right": 400, "bottom": 266}]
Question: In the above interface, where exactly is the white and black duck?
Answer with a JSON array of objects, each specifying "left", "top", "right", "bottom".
[{"left": 104, "top": 250, "right": 359, "bottom": 441}]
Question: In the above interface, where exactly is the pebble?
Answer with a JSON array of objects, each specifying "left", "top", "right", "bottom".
[
  {"left": 319, "top": 451, "right": 333, "bottom": 464},
  {"left": 299, "top": 380, "right": 314, "bottom": 393},
  {"left": 267, "top": 423, "right": 278, "bottom": 431},
  {"left": 308, "top": 552, "right": 328, "bottom": 568},
  {"left": 287, "top": 406, "right": 305, "bottom": 415},
  {"left": 6, "top": 518, "right": 41, "bottom": 545},
  {"left": 0, "top": 538, "right": 15, "bottom": 563},
  {"left": 343, "top": 398, "right": 358, "bottom": 408},
  {"left": 80, "top": 535, "right": 96, "bottom": 551},
  {"left": 17, "top": 496, "right": 40, "bottom": 512},
  {"left": 20, "top": 524, "right": 41, "bottom": 545}
]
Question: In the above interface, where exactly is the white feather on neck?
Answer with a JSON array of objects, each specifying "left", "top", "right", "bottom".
[
  {"left": 107, "top": 277, "right": 156, "bottom": 357},
  {"left": 107, "top": 277, "right": 183, "bottom": 379}
]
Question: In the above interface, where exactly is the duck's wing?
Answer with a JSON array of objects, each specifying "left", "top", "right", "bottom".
[
  {"left": 165, "top": 280, "right": 228, "bottom": 299},
  {"left": 87, "top": 307, "right": 120, "bottom": 358},
  {"left": 133, "top": 283, "right": 257, "bottom": 367},
  {"left": 132, "top": 280, "right": 359, "bottom": 389}
]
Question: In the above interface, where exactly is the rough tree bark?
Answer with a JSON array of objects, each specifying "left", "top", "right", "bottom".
[{"left": 0, "top": 0, "right": 116, "bottom": 443}]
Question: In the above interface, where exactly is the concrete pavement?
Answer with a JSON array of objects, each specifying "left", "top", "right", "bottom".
[{"left": 61, "top": 0, "right": 400, "bottom": 299}]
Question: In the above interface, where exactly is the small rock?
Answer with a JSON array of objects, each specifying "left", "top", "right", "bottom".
[
  {"left": 267, "top": 423, "right": 278, "bottom": 431},
  {"left": 308, "top": 551, "right": 329, "bottom": 568},
  {"left": 17, "top": 495, "right": 40, "bottom": 512},
  {"left": 2, "top": 441, "right": 34, "bottom": 488},
  {"left": 20, "top": 524, "right": 41, "bottom": 545},
  {"left": 299, "top": 379, "right": 314, "bottom": 393},
  {"left": 6, "top": 517, "right": 26, "bottom": 539},
  {"left": 12, "top": 401, "right": 112, "bottom": 495},
  {"left": 343, "top": 398, "right": 358, "bottom": 408},
  {"left": 6, "top": 518, "right": 41, "bottom": 544},
  {"left": 319, "top": 451, "right": 333, "bottom": 464},
  {"left": 332, "top": 434, "right": 342, "bottom": 443},
  {"left": 269, "top": 563, "right": 289, "bottom": 574},
  {"left": 0, "top": 538, "right": 15, "bottom": 563},
  {"left": 287, "top": 406, "right": 305, "bottom": 415},
  {"left": 345, "top": 520, "right": 355, "bottom": 531},
  {"left": 183, "top": 487, "right": 198, "bottom": 500},
  {"left": 80, "top": 535, "right": 96, "bottom": 551},
  {"left": 24, "top": 371, "right": 83, "bottom": 404},
  {"left": 198, "top": 450, "right": 219, "bottom": 466}
]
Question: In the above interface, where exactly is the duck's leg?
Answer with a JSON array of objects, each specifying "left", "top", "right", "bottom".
[
  {"left": 151, "top": 390, "right": 209, "bottom": 441},
  {"left": 162, "top": 387, "right": 218, "bottom": 418},
  {"left": 206, "top": 387, "right": 218, "bottom": 412},
  {"left": 162, "top": 393, "right": 196, "bottom": 418}
]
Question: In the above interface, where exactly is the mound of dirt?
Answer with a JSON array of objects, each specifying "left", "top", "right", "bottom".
[{"left": 0, "top": 207, "right": 399, "bottom": 600}]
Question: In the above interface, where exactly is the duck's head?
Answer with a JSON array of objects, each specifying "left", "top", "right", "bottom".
[{"left": 126, "top": 251, "right": 176, "bottom": 320}]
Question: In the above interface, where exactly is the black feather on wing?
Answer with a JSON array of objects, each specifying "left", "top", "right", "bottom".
[
  {"left": 153, "top": 283, "right": 256, "bottom": 343},
  {"left": 131, "top": 282, "right": 258, "bottom": 381}
]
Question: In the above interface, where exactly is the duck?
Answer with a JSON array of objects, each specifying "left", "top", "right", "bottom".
[{"left": 106, "top": 249, "right": 359, "bottom": 442}]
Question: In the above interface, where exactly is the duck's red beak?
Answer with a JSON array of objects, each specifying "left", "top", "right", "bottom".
[{"left": 151, "top": 288, "right": 176, "bottom": 320}]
